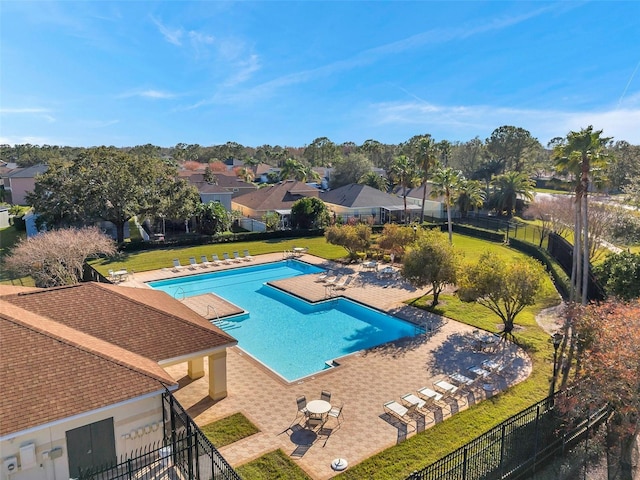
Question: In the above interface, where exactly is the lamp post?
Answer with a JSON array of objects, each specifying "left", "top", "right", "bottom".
[{"left": 550, "top": 332, "right": 564, "bottom": 398}]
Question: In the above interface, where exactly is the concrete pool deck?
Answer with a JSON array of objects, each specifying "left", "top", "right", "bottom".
[{"left": 119, "top": 253, "right": 532, "bottom": 480}]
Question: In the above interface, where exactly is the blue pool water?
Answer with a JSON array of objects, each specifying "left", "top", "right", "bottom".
[{"left": 148, "top": 261, "right": 422, "bottom": 381}]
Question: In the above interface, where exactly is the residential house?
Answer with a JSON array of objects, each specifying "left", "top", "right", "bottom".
[
  {"left": 180, "top": 171, "right": 257, "bottom": 204},
  {"left": 4, "top": 164, "right": 48, "bottom": 205},
  {"left": 0, "top": 283, "right": 236, "bottom": 480},
  {"left": 252, "top": 163, "right": 281, "bottom": 184},
  {"left": 320, "top": 183, "right": 421, "bottom": 224},
  {"left": 231, "top": 180, "right": 320, "bottom": 228},
  {"left": 392, "top": 183, "right": 446, "bottom": 220}
]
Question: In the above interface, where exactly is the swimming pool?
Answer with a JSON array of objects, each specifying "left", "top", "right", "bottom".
[{"left": 148, "top": 261, "right": 423, "bottom": 381}]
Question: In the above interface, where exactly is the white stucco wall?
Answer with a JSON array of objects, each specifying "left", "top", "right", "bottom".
[{"left": 0, "top": 392, "right": 165, "bottom": 480}]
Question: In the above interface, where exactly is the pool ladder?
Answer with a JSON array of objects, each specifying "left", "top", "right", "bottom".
[
  {"left": 207, "top": 304, "right": 220, "bottom": 321},
  {"left": 173, "top": 287, "right": 185, "bottom": 300}
]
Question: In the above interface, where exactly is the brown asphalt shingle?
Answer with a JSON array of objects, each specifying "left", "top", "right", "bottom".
[
  {"left": 2, "top": 282, "right": 236, "bottom": 363},
  {"left": 0, "top": 303, "right": 176, "bottom": 436}
]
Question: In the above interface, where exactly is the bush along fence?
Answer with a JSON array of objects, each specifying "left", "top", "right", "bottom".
[
  {"left": 405, "top": 392, "right": 610, "bottom": 480},
  {"left": 77, "top": 391, "right": 241, "bottom": 480}
]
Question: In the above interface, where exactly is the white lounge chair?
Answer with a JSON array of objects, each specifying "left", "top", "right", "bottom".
[
  {"left": 188, "top": 257, "right": 199, "bottom": 270},
  {"left": 417, "top": 386, "right": 444, "bottom": 403},
  {"left": 222, "top": 253, "right": 232, "bottom": 264},
  {"left": 334, "top": 275, "right": 353, "bottom": 290},
  {"left": 200, "top": 255, "right": 212, "bottom": 268},
  {"left": 383, "top": 400, "right": 416, "bottom": 424},
  {"left": 242, "top": 249, "right": 254, "bottom": 261},
  {"left": 315, "top": 270, "right": 334, "bottom": 282},
  {"left": 211, "top": 254, "right": 222, "bottom": 266},
  {"left": 400, "top": 393, "right": 427, "bottom": 410},
  {"left": 171, "top": 259, "right": 183, "bottom": 272},
  {"left": 232, "top": 251, "right": 243, "bottom": 263},
  {"left": 325, "top": 274, "right": 340, "bottom": 285}
]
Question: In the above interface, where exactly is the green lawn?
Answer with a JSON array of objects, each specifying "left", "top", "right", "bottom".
[
  {"left": 200, "top": 412, "right": 259, "bottom": 448},
  {"left": 89, "top": 235, "right": 346, "bottom": 276},
  {"left": 236, "top": 449, "right": 313, "bottom": 480}
]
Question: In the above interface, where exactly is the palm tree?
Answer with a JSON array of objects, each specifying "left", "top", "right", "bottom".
[
  {"left": 430, "top": 166, "right": 463, "bottom": 243},
  {"left": 456, "top": 179, "right": 485, "bottom": 218},
  {"left": 490, "top": 171, "right": 535, "bottom": 217},
  {"left": 279, "top": 158, "right": 306, "bottom": 181},
  {"left": 389, "top": 155, "right": 419, "bottom": 224},
  {"left": 552, "top": 125, "right": 611, "bottom": 305},
  {"left": 413, "top": 136, "right": 439, "bottom": 222},
  {"left": 358, "top": 171, "right": 389, "bottom": 191}
]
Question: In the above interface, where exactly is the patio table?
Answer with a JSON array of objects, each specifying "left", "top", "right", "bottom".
[{"left": 468, "top": 365, "right": 491, "bottom": 378}]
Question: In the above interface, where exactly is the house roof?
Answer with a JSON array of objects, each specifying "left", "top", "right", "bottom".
[
  {"left": 6, "top": 164, "right": 48, "bottom": 178},
  {"left": 232, "top": 180, "right": 319, "bottom": 211},
  {"left": 0, "top": 303, "right": 176, "bottom": 437},
  {"left": 1, "top": 283, "right": 236, "bottom": 363},
  {"left": 181, "top": 171, "right": 255, "bottom": 191},
  {"left": 0, "top": 282, "right": 237, "bottom": 437},
  {"left": 392, "top": 183, "right": 443, "bottom": 202},
  {"left": 321, "top": 183, "right": 409, "bottom": 208}
]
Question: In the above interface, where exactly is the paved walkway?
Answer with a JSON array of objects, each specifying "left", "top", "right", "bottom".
[{"left": 120, "top": 253, "right": 532, "bottom": 480}]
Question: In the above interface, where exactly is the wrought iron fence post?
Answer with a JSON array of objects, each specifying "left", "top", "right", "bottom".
[
  {"left": 532, "top": 403, "right": 541, "bottom": 473},
  {"left": 462, "top": 445, "right": 468, "bottom": 480},
  {"left": 499, "top": 424, "right": 506, "bottom": 479},
  {"left": 127, "top": 458, "right": 133, "bottom": 480}
]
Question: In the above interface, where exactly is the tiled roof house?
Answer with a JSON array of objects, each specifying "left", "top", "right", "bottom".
[
  {"left": 0, "top": 283, "right": 236, "bottom": 478},
  {"left": 231, "top": 180, "right": 320, "bottom": 220},
  {"left": 320, "top": 183, "right": 422, "bottom": 224}
]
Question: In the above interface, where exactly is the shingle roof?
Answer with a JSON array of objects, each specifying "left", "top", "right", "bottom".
[
  {"left": 0, "top": 282, "right": 237, "bottom": 437},
  {"left": 320, "top": 183, "right": 406, "bottom": 208},
  {"left": 1, "top": 283, "right": 236, "bottom": 363},
  {"left": 6, "top": 164, "right": 49, "bottom": 178},
  {"left": 0, "top": 303, "right": 176, "bottom": 437},
  {"left": 232, "top": 180, "right": 319, "bottom": 211}
]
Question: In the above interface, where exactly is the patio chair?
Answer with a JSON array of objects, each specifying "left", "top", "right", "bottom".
[
  {"left": 296, "top": 396, "right": 309, "bottom": 420},
  {"left": 242, "top": 249, "right": 254, "bottom": 261},
  {"left": 320, "top": 390, "right": 332, "bottom": 402},
  {"left": 315, "top": 270, "right": 334, "bottom": 282},
  {"left": 232, "top": 251, "right": 243, "bottom": 262},
  {"left": 188, "top": 257, "right": 199, "bottom": 270},
  {"left": 334, "top": 275, "right": 353, "bottom": 290},
  {"left": 211, "top": 254, "right": 222, "bottom": 266},
  {"left": 171, "top": 259, "right": 184, "bottom": 272},
  {"left": 108, "top": 269, "right": 115, "bottom": 281},
  {"left": 222, "top": 252, "right": 232, "bottom": 264},
  {"left": 327, "top": 402, "right": 344, "bottom": 425},
  {"left": 200, "top": 255, "right": 212, "bottom": 268},
  {"left": 383, "top": 400, "right": 416, "bottom": 424}
]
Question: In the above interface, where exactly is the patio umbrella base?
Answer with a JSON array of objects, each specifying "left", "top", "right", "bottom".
[{"left": 331, "top": 458, "right": 348, "bottom": 471}]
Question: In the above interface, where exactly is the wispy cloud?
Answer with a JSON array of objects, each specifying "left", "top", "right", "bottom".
[
  {"left": 0, "top": 107, "right": 55, "bottom": 123},
  {"left": 194, "top": 4, "right": 557, "bottom": 108},
  {"left": 1, "top": 107, "right": 51, "bottom": 114},
  {"left": 117, "top": 89, "right": 177, "bottom": 100},
  {"left": 150, "top": 15, "right": 183, "bottom": 46},
  {"left": 370, "top": 100, "right": 640, "bottom": 144},
  {"left": 81, "top": 119, "right": 120, "bottom": 129}
]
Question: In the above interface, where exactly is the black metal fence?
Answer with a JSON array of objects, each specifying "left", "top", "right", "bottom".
[
  {"left": 405, "top": 393, "right": 609, "bottom": 480},
  {"left": 547, "top": 233, "right": 606, "bottom": 301},
  {"left": 78, "top": 392, "right": 241, "bottom": 480}
]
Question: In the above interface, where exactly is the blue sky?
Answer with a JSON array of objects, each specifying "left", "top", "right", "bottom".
[{"left": 1, "top": 1, "right": 639, "bottom": 148}]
